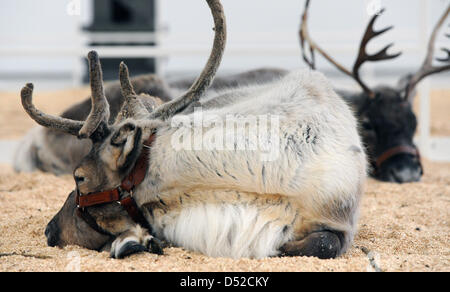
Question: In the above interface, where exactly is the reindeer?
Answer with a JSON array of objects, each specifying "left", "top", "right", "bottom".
[
  {"left": 22, "top": 0, "right": 366, "bottom": 259},
  {"left": 172, "top": 2, "right": 450, "bottom": 183},
  {"left": 298, "top": 1, "right": 450, "bottom": 183}
]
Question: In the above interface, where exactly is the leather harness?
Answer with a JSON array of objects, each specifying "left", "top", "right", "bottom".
[
  {"left": 375, "top": 145, "right": 421, "bottom": 170},
  {"left": 75, "top": 133, "right": 156, "bottom": 234}
]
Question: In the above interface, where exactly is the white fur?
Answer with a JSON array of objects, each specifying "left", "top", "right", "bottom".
[
  {"left": 154, "top": 203, "right": 293, "bottom": 259},
  {"left": 135, "top": 69, "right": 367, "bottom": 258}
]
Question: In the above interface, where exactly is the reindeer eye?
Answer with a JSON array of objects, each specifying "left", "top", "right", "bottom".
[
  {"left": 123, "top": 123, "right": 136, "bottom": 131},
  {"left": 362, "top": 121, "right": 373, "bottom": 131}
]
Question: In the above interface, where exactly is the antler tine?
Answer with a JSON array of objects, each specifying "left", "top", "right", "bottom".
[
  {"left": 435, "top": 25, "right": 449, "bottom": 63},
  {"left": 436, "top": 24, "right": 449, "bottom": 64},
  {"left": 78, "top": 51, "right": 110, "bottom": 139},
  {"left": 119, "top": 62, "right": 136, "bottom": 97},
  {"left": 404, "top": 5, "right": 450, "bottom": 101},
  {"left": 115, "top": 62, "right": 149, "bottom": 124},
  {"left": 299, "top": 0, "right": 353, "bottom": 75},
  {"left": 149, "top": 0, "right": 226, "bottom": 120},
  {"left": 436, "top": 48, "right": 450, "bottom": 62},
  {"left": 20, "top": 83, "right": 84, "bottom": 135},
  {"left": 353, "top": 9, "right": 402, "bottom": 97}
]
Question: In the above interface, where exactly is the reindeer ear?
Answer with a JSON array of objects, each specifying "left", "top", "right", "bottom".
[{"left": 106, "top": 123, "right": 142, "bottom": 172}]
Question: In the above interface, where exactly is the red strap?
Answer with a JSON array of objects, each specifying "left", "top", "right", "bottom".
[
  {"left": 376, "top": 145, "right": 420, "bottom": 169},
  {"left": 119, "top": 196, "right": 150, "bottom": 229},
  {"left": 77, "top": 189, "right": 120, "bottom": 208}
]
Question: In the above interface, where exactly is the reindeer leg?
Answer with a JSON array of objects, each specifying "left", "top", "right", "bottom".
[
  {"left": 279, "top": 231, "right": 344, "bottom": 259},
  {"left": 110, "top": 225, "right": 163, "bottom": 259}
]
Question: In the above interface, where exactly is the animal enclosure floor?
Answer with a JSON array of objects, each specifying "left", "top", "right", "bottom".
[{"left": 0, "top": 160, "right": 448, "bottom": 272}]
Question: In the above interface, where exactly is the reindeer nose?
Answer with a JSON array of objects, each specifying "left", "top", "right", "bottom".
[
  {"left": 384, "top": 156, "right": 422, "bottom": 183},
  {"left": 389, "top": 163, "right": 422, "bottom": 183},
  {"left": 45, "top": 218, "right": 60, "bottom": 247}
]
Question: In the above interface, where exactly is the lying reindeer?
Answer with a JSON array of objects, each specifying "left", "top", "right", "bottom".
[
  {"left": 13, "top": 2, "right": 449, "bottom": 185},
  {"left": 185, "top": 2, "right": 450, "bottom": 183},
  {"left": 22, "top": 0, "right": 366, "bottom": 259},
  {"left": 298, "top": 1, "right": 450, "bottom": 182}
]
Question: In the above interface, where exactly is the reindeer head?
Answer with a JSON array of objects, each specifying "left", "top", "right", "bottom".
[
  {"left": 300, "top": 0, "right": 450, "bottom": 183},
  {"left": 21, "top": 0, "right": 227, "bottom": 249}
]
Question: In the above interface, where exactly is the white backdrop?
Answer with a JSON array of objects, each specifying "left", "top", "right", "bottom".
[{"left": 0, "top": 0, "right": 448, "bottom": 87}]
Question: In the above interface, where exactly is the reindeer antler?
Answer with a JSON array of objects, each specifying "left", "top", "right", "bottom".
[
  {"left": 149, "top": 0, "right": 226, "bottom": 120},
  {"left": 119, "top": 62, "right": 137, "bottom": 97},
  {"left": 114, "top": 62, "right": 150, "bottom": 124},
  {"left": 21, "top": 51, "right": 109, "bottom": 138},
  {"left": 352, "top": 8, "right": 402, "bottom": 95},
  {"left": 21, "top": 83, "right": 84, "bottom": 136},
  {"left": 404, "top": 6, "right": 450, "bottom": 101},
  {"left": 300, "top": 0, "right": 401, "bottom": 98},
  {"left": 78, "top": 51, "right": 110, "bottom": 139}
]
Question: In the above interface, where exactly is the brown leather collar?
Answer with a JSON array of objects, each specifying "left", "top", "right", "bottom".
[
  {"left": 375, "top": 145, "right": 420, "bottom": 169},
  {"left": 76, "top": 132, "right": 156, "bottom": 229}
]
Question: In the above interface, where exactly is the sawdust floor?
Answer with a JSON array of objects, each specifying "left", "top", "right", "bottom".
[{"left": 0, "top": 159, "right": 448, "bottom": 272}]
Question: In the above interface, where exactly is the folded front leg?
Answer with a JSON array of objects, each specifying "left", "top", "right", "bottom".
[{"left": 110, "top": 225, "right": 164, "bottom": 259}]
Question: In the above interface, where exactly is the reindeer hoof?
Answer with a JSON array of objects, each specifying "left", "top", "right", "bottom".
[
  {"left": 114, "top": 241, "right": 148, "bottom": 259},
  {"left": 279, "top": 230, "right": 344, "bottom": 259},
  {"left": 110, "top": 226, "right": 165, "bottom": 258}
]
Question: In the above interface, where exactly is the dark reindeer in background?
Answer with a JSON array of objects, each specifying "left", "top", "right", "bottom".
[{"left": 299, "top": 1, "right": 450, "bottom": 182}]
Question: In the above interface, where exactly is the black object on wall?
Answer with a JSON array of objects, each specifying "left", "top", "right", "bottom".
[{"left": 83, "top": 0, "right": 157, "bottom": 82}]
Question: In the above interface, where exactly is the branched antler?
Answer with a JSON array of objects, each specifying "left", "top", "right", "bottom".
[
  {"left": 300, "top": 0, "right": 401, "bottom": 98},
  {"left": 404, "top": 8, "right": 450, "bottom": 101},
  {"left": 20, "top": 51, "right": 110, "bottom": 138},
  {"left": 352, "top": 8, "right": 402, "bottom": 95}
]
